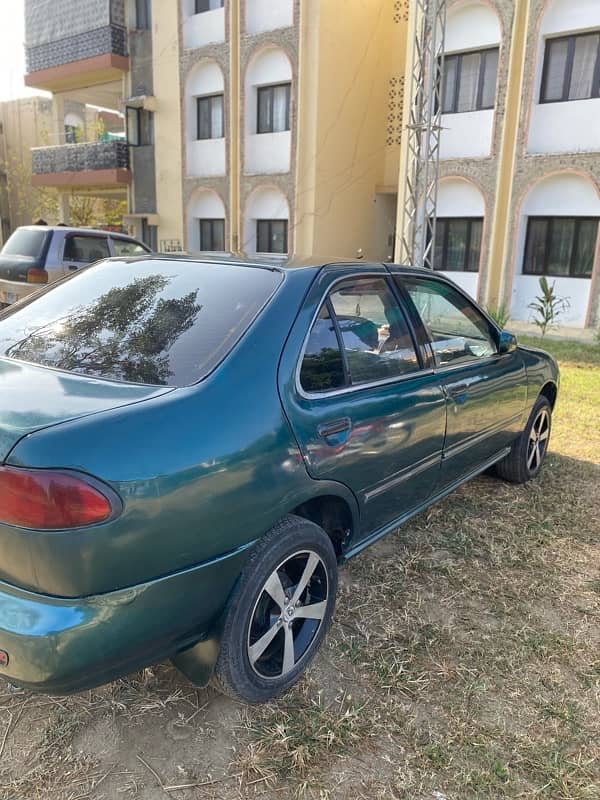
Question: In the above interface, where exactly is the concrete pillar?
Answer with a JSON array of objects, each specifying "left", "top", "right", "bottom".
[
  {"left": 58, "top": 193, "right": 70, "bottom": 224},
  {"left": 484, "top": 0, "right": 530, "bottom": 309},
  {"left": 228, "top": 0, "right": 240, "bottom": 253},
  {"left": 51, "top": 95, "right": 66, "bottom": 145}
]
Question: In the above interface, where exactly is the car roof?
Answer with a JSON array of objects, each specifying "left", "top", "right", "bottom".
[
  {"left": 110, "top": 252, "right": 434, "bottom": 274},
  {"left": 17, "top": 225, "right": 141, "bottom": 240}
]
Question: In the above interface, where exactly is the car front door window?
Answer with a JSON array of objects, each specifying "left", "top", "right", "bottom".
[{"left": 401, "top": 277, "right": 496, "bottom": 366}]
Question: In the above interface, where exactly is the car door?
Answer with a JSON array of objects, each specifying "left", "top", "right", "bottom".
[
  {"left": 61, "top": 234, "right": 111, "bottom": 277},
  {"left": 395, "top": 272, "right": 528, "bottom": 488},
  {"left": 279, "top": 267, "right": 447, "bottom": 542}
]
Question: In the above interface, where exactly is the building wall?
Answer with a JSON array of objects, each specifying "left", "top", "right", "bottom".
[
  {"left": 295, "top": 0, "right": 406, "bottom": 260},
  {"left": 151, "top": 0, "right": 184, "bottom": 248},
  {"left": 168, "top": 0, "right": 407, "bottom": 259},
  {"left": 426, "top": 0, "right": 600, "bottom": 330}
]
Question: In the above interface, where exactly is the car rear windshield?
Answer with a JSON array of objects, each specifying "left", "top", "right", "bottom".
[
  {"left": 1, "top": 228, "right": 49, "bottom": 259},
  {"left": 0, "top": 259, "right": 282, "bottom": 387}
]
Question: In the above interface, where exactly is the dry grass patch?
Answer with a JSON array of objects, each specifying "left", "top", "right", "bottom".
[{"left": 1, "top": 339, "right": 599, "bottom": 800}]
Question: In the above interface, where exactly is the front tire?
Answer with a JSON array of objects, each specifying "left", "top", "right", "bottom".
[
  {"left": 213, "top": 515, "right": 337, "bottom": 704},
  {"left": 494, "top": 395, "right": 552, "bottom": 483}
]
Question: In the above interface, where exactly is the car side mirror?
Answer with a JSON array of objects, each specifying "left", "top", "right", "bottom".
[{"left": 497, "top": 330, "right": 518, "bottom": 354}]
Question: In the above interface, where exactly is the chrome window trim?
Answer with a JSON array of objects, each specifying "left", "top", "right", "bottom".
[{"left": 295, "top": 272, "right": 428, "bottom": 401}]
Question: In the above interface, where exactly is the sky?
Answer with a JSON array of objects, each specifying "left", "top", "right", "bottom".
[{"left": 0, "top": 0, "right": 44, "bottom": 101}]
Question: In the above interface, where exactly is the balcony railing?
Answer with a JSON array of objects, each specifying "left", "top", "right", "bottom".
[
  {"left": 26, "top": 25, "right": 127, "bottom": 74},
  {"left": 25, "top": 0, "right": 128, "bottom": 91},
  {"left": 31, "top": 141, "right": 130, "bottom": 188},
  {"left": 32, "top": 141, "right": 129, "bottom": 174}
]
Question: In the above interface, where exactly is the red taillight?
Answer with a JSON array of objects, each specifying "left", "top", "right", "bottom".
[
  {"left": 0, "top": 466, "right": 118, "bottom": 530},
  {"left": 27, "top": 267, "right": 48, "bottom": 284}
]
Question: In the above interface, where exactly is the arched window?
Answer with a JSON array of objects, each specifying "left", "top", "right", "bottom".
[
  {"left": 185, "top": 60, "right": 226, "bottom": 177},
  {"left": 245, "top": 47, "right": 292, "bottom": 175},
  {"left": 440, "top": 3, "right": 501, "bottom": 159},
  {"left": 431, "top": 178, "right": 486, "bottom": 298},
  {"left": 64, "top": 112, "right": 84, "bottom": 144},
  {"left": 243, "top": 187, "right": 289, "bottom": 254},
  {"left": 187, "top": 189, "right": 226, "bottom": 252},
  {"left": 529, "top": 0, "right": 600, "bottom": 154},
  {"left": 511, "top": 173, "right": 600, "bottom": 327}
]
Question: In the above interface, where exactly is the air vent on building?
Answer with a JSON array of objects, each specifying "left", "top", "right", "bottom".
[
  {"left": 393, "top": 0, "right": 410, "bottom": 24},
  {"left": 387, "top": 75, "right": 404, "bottom": 146},
  {"left": 160, "top": 239, "right": 184, "bottom": 254}
]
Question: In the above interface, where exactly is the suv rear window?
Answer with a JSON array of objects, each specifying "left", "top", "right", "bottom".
[
  {"left": 0, "top": 260, "right": 281, "bottom": 386},
  {"left": 1, "top": 228, "right": 49, "bottom": 259}
]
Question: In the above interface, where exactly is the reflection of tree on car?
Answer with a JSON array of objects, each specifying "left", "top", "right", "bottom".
[{"left": 6, "top": 276, "right": 201, "bottom": 386}]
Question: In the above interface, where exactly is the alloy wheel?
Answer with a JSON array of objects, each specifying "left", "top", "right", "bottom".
[
  {"left": 527, "top": 407, "right": 550, "bottom": 472},
  {"left": 247, "top": 550, "right": 329, "bottom": 679}
]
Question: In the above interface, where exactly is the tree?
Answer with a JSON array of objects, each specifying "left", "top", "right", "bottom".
[
  {"left": 69, "top": 195, "right": 97, "bottom": 227},
  {"left": 1, "top": 153, "right": 59, "bottom": 227},
  {"left": 100, "top": 198, "right": 128, "bottom": 230}
]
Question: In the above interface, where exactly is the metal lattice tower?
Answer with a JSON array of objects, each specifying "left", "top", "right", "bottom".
[{"left": 397, "top": 0, "right": 448, "bottom": 268}]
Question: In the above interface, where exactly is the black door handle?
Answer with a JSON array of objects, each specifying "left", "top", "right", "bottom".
[
  {"left": 318, "top": 417, "right": 352, "bottom": 439},
  {"left": 67, "top": 265, "right": 78, "bottom": 271}
]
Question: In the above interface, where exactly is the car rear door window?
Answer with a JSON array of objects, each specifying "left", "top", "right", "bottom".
[
  {"left": 63, "top": 236, "right": 110, "bottom": 264},
  {"left": 299, "top": 303, "right": 346, "bottom": 393},
  {"left": 328, "top": 278, "right": 419, "bottom": 385},
  {"left": 300, "top": 277, "right": 420, "bottom": 393},
  {"left": 0, "top": 260, "right": 281, "bottom": 386},
  {"left": 400, "top": 277, "right": 496, "bottom": 366}
]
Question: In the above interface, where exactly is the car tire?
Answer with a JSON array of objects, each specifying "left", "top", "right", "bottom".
[
  {"left": 494, "top": 395, "right": 552, "bottom": 484},
  {"left": 212, "top": 515, "right": 337, "bottom": 704}
]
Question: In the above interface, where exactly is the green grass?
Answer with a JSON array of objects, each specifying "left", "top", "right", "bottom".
[
  {"left": 519, "top": 335, "right": 600, "bottom": 367},
  {"left": 518, "top": 337, "right": 600, "bottom": 463}
]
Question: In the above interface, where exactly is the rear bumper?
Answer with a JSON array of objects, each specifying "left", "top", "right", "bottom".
[
  {"left": 0, "top": 543, "right": 252, "bottom": 694},
  {"left": 0, "top": 279, "right": 37, "bottom": 305}
]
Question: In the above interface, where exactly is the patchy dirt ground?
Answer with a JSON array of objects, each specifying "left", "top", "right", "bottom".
[{"left": 1, "top": 340, "right": 599, "bottom": 800}]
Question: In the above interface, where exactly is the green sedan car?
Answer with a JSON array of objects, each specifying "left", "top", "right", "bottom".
[{"left": 0, "top": 256, "right": 558, "bottom": 703}]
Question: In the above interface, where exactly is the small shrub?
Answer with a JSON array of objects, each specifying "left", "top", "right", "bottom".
[
  {"left": 528, "top": 277, "right": 570, "bottom": 337},
  {"left": 486, "top": 303, "right": 511, "bottom": 329}
]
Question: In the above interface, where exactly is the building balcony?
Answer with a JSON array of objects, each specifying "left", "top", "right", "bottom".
[
  {"left": 24, "top": 0, "right": 128, "bottom": 93},
  {"left": 31, "top": 141, "right": 131, "bottom": 189}
]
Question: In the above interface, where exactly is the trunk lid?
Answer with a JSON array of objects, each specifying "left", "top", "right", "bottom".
[
  {"left": 0, "top": 228, "right": 51, "bottom": 282},
  {"left": 0, "top": 358, "right": 172, "bottom": 462},
  {"left": 0, "top": 255, "right": 44, "bottom": 283}
]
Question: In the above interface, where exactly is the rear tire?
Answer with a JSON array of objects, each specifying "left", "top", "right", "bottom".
[
  {"left": 494, "top": 395, "right": 552, "bottom": 484},
  {"left": 213, "top": 515, "right": 337, "bottom": 704}
]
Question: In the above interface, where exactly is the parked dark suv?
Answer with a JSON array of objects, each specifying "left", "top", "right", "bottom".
[{"left": 0, "top": 226, "right": 150, "bottom": 307}]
